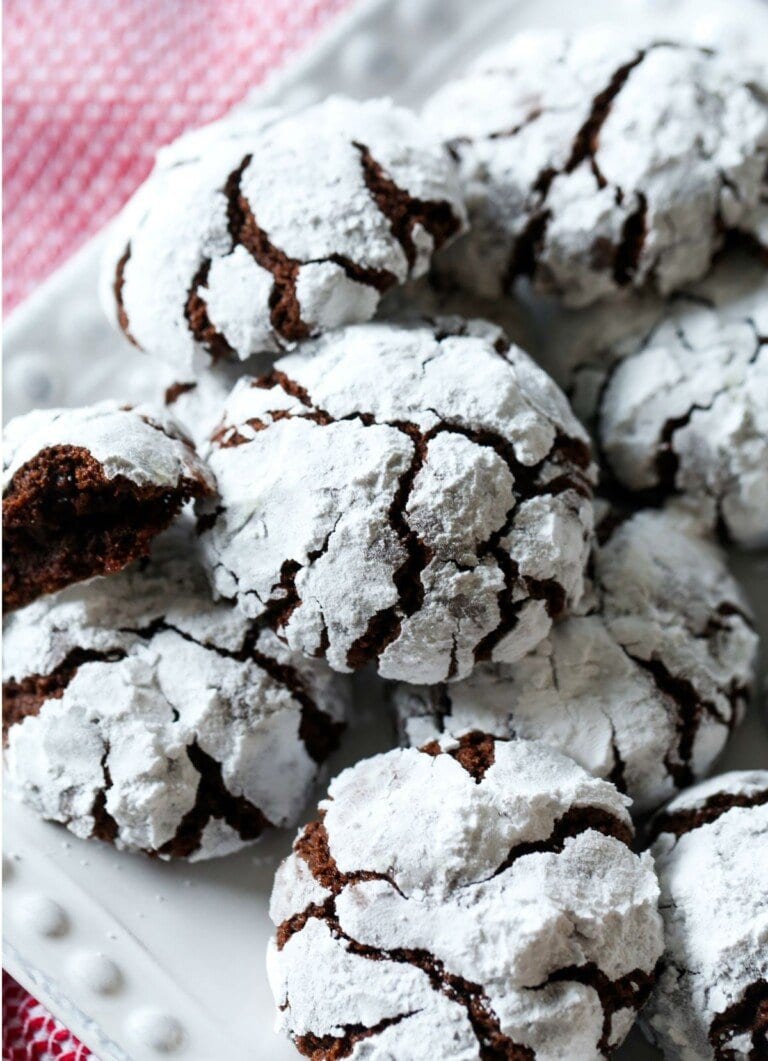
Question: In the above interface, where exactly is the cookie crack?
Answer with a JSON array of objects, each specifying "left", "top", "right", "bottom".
[
  {"left": 505, "top": 49, "right": 647, "bottom": 287},
  {"left": 505, "top": 45, "right": 672, "bottom": 290},
  {"left": 505, "top": 211, "right": 552, "bottom": 287},
  {"left": 487, "top": 108, "right": 544, "bottom": 142},
  {"left": 329, "top": 917, "right": 536, "bottom": 1060},
  {"left": 346, "top": 419, "right": 432, "bottom": 669},
  {"left": 564, "top": 50, "right": 648, "bottom": 177},
  {"left": 248, "top": 643, "right": 344, "bottom": 765},
  {"left": 157, "top": 741, "right": 272, "bottom": 858},
  {"left": 354, "top": 141, "right": 462, "bottom": 270},
  {"left": 652, "top": 381, "right": 735, "bottom": 493},
  {"left": 709, "top": 978, "right": 768, "bottom": 1060},
  {"left": 114, "top": 245, "right": 139, "bottom": 347},
  {"left": 165, "top": 381, "right": 197, "bottom": 407},
  {"left": 185, "top": 259, "right": 238, "bottom": 362},
  {"left": 427, "top": 419, "right": 593, "bottom": 498},
  {"left": 488, "top": 805, "right": 633, "bottom": 881},
  {"left": 649, "top": 787, "right": 768, "bottom": 842},
  {"left": 223, "top": 155, "right": 311, "bottom": 343},
  {"left": 620, "top": 648, "right": 732, "bottom": 789},
  {"left": 91, "top": 747, "right": 120, "bottom": 844},
  {"left": 293, "top": 813, "right": 404, "bottom": 897},
  {"left": 531, "top": 962, "right": 656, "bottom": 1057},
  {"left": 612, "top": 192, "right": 648, "bottom": 286},
  {"left": 294, "top": 1013, "right": 417, "bottom": 1061},
  {"left": 3, "top": 647, "right": 128, "bottom": 742},
  {"left": 119, "top": 616, "right": 343, "bottom": 766},
  {"left": 606, "top": 718, "right": 629, "bottom": 792}
]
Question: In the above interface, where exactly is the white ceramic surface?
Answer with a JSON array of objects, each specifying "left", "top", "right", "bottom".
[{"left": 4, "top": 1, "right": 768, "bottom": 1058}]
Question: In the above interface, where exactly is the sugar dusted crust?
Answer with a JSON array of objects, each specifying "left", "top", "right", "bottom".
[
  {"left": 268, "top": 739, "right": 664, "bottom": 1059},
  {"left": 199, "top": 317, "right": 595, "bottom": 684},
  {"left": 598, "top": 262, "right": 768, "bottom": 549},
  {"left": 394, "top": 507, "right": 757, "bottom": 814},
  {"left": 424, "top": 30, "right": 768, "bottom": 306},
  {"left": 100, "top": 97, "right": 466, "bottom": 372},
  {"left": 3, "top": 524, "right": 348, "bottom": 859},
  {"left": 643, "top": 771, "right": 768, "bottom": 1060}
]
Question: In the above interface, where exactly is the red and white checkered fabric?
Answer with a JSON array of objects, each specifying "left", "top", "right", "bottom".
[
  {"left": 2, "top": 974, "right": 91, "bottom": 1060},
  {"left": 2, "top": 1, "right": 350, "bottom": 1055},
  {"left": 3, "top": 0, "right": 351, "bottom": 313}
]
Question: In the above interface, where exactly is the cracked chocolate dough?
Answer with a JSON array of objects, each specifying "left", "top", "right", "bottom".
[
  {"left": 198, "top": 318, "right": 596, "bottom": 684},
  {"left": 2, "top": 522, "right": 349, "bottom": 859},
  {"left": 597, "top": 258, "right": 768, "bottom": 549},
  {"left": 423, "top": 29, "right": 768, "bottom": 306},
  {"left": 99, "top": 97, "right": 466, "bottom": 372},
  {"left": 267, "top": 736, "right": 664, "bottom": 1060},
  {"left": 393, "top": 506, "right": 758, "bottom": 816},
  {"left": 2, "top": 400, "right": 215, "bottom": 612},
  {"left": 641, "top": 770, "right": 768, "bottom": 1060}
]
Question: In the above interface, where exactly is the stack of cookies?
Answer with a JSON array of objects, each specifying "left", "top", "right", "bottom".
[{"left": 4, "top": 28, "right": 767, "bottom": 1061}]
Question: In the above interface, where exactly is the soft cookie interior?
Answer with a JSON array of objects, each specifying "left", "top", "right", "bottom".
[{"left": 2, "top": 444, "right": 205, "bottom": 610}]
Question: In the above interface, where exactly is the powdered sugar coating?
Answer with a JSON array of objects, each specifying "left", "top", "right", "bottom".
[
  {"left": 598, "top": 261, "right": 768, "bottom": 549},
  {"left": 199, "top": 318, "right": 595, "bottom": 684},
  {"left": 2, "top": 400, "right": 214, "bottom": 495},
  {"left": 642, "top": 771, "right": 768, "bottom": 1060},
  {"left": 163, "top": 363, "right": 250, "bottom": 450},
  {"left": 3, "top": 524, "right": 348, "bottom": 859},
  {"left": 394, "top": 507, "right": 757, "bottom": 816},
  {"left": 100, "top": 97, "right": 466, "bottom": 373},
  {"left": 424, "top": 30, "right": 768, "bottom": 307},
  {"left": 268, "top": 738, "right": 664, "bottom": 1059}
]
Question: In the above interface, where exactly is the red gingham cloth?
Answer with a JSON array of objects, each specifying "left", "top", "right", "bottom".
[
  {"left": 2, "top": 975, "right": 91, "bottom": 1061},
  {"left": 3, "top": 0, "right": 351, "bottom": 313},
  {"left": 2, "top": 2, "right": 350, "bottom": 1056}
]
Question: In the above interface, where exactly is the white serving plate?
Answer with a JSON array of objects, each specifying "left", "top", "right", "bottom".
[{"left": 4, "top": 1, "right": 768, "bottom": 1057}]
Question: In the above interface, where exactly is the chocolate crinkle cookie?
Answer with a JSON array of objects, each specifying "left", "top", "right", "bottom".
[
  {"left": 198, "top": 317, "right": 596, "bottom": 684},
  {"left": 597, "top": 258, "right": 768, "bottom": 549},
  {"left": 100, "top": 97, "right": 466, "bottom": 373},
  {"left": 2, "top": 523, "right": 348, "bottom": 860},
  {"left": 2, "top": 400, "right": 214, "bottom": 612},
  {"left": 394, "top": 507, "right": 758, "bottom": 816},
  {"left": 267, "top": 737, "right": 664, "bottom": 1059},
  {"left": 423, "top": 29, "right": 768, "bottom": 306},
  {"left": 642, "top": 771, "right": 768, "bottom": 1060}
]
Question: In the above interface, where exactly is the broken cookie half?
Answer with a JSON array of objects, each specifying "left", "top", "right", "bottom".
[{"left": 2, "top": 400, "right": 215, "bottom": 611}]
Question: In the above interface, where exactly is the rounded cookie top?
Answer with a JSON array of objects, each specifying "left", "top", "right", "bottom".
[
  {"left": 2, "top": 400, "right": 215, "bottom": 611},
  {"left": 198, "top": 317, "right": 595, "bottom": 684},
  {"left": 642, "top": 771, "right": 768, "bottom": 1061},
  {"left": 424, "top": 30, "right": 768, "bottom": 306},
  {"left": 394, "top": 506, "right": 757, "bottom": 815},
  {"left": 598, "top": 260, "right": 768, "bottom": 549},
  {"left": 3, "top": 523, "right": 349, "bottom": 860},
  {"left": 100, "top": 97, "right": 466, "bottom": 372},
  {"left": 267, "top": 737, "right": 663, "bottom": 1060}
]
